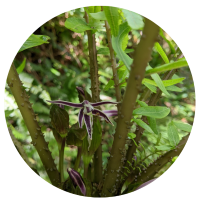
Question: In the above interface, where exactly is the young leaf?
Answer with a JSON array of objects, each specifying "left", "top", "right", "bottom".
[
  {"left": 137, "top": 100, "right": 148, "bottom": 107},
  {"left": 143, "top": 82, "right": 157, "bottom": 93},
  {"left": 90, "top": 11, "right": 107, "bottom": 20},
  {"left": 133, "top": 106, "right": 170, "bottom": 119},
  {"left": 122, "top": 9, "right": 144, "bottom": 30},
  {"left": 112, "top": 22, "right": 132, "bottom": 71},
  {"left": 19, "top": 34, "right": 50, "bottom": 52},
  {"left": 166, "top": 85, "right": 182, "bottom": 92},
  {"left": 167, "top": 121, "right": 180, "bottom": 146},
  {"left": 155, "top": 145, "right": 173, "bottom": 151},
  {"left": 159, "top": 28, "right": 176, "bottom": 54},
  {"left": 154, "top": 42, "right": 169, "bottom": 64},
  {"left": 173, "top": 121, "right": 192, "bottom": 132},
  {"left": 132, "top": 118, "right": 154, "bottom": 134},
  {"left": 128, "top": 133, "right": 136, "bottom": 139},
  {"left": 65, "top": 17, "right": 93, "bottom": 33},
  {"left": 104, "top": 79, "right": 114, "bottom": 90},
  {"left": 145, "top": 59, "right": 188, "bottom": 76},
  {"left": 147, "top": 66, "right": 169, "bottom": 96},
  {"left": 17, "top": 58, "right": 26, "bottom": 74},
  {"left": 103, "top": 6, "right": 119, "bottom": 36}
]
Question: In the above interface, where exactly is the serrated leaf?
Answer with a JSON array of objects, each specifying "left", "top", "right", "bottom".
[
  {"left": 147, "top": 66, "right": 169, "bottom": 96},
  {"left": 122, "top": 9, "right": 144, "bottom": 30},
  {"left": 142, "top": 77, "right": 185, "bottom": 87},
  {"left": 90, "top": 11, "right": 107, "bottom": 20},
  {"left": 17, "top": 58, "right": 26, "bottom": 74},
  {"left": 159, "top": 28, "right": 176, "bottom": 54},
  {"left": 132, "top": 118, "right": 154, "bottom": 134},
  {"left": 133, "top": 106, "right": 170, "bottom": 119},
  {"left": 145, "top": 59, "right": 188, "bottom": 76},
  {"left": 143, "top": 82, "right": 157, "bottom": 93},
  {"left": 166, "top": 85, "right": 182, "bottom": 92},
  {"left": 173, "top": 121, "right": 192, "bottom": 132},
  {"left": 103, "top": 6, "right": 119, "bottom": 36},
  {"left": 65, "top": 17, "right": 93, "bottom": 33},
  {"left": 112, "top": 22, "right": 132, "bottom": 71},
  {"left": 155, "top": 145, "right": 173, "bottom": 151},
  {"left": 19, "top": 34, "right": 50, "bottom": 52},
  {"left": 154, "top": 42, "right": 169, "bottom": 64},
  {"left": 167, "top": 121, "right": 180, "bottom": 146}
]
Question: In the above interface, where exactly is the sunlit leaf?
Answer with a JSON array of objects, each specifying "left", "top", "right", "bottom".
[
  {"left": 166, "top": 85, "right": 182, "bottom": 92},
  {"left": 90, "top": 11, "right": 107, "bottom": 20},
  {"left": 17, "top": 58, "right": 26, "bottom": 74},
  {"left": 167, "top": 121, "right": 180, "bottom": 146},
  {"left": 173, "top": 121, "right": 192, "bottom": 132},
  {"left": 104, "top": 79, "right": 114, "bottom": 90},
  {"left": 155, "top": 145, "right": 173, "bottom": 151},
  {"left": 122, "top": 9, "right": 144, "bottom": 30},
  {"left": 128, "top": 133, "right": 136, "bottom": 139},
  {"left": 19, "top": 34, "right": 50, "bottom": 52},
  {"left": 143, "top": 82, "right": 157, "bottom": 93},
  {"left": 133, "top": 106, "right": 170, "bottom": 119},
  {"left": 103, "top": 6, "right": 119, "bottom": 36},
  {"left": 154, "top": 42, "right": 169, "bottom": 64},
  {"left": 132, "top": 118, "right": 154, "bottom": 134}
]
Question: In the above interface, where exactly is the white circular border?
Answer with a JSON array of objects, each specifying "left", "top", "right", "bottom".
[{"left": 1, "top": 0, "right": 199, "bottom": 201}]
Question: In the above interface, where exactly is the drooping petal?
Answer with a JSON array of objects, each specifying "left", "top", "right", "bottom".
[
  {"left": 47, "top": 100, "right": 83, "bottom": 108},
  {"left": 102, "top": 110, "right": 118, "bottom": 117},
  {"left": 92, "top": 109, "right": 114, "bottom": 125},
  {"left": 90, "top": 101, "right": 118, "bottom": 107},
  {"left": 78, "top": 108, "right": 84, "bottom": 128},
  {"left": 135, "top": 179, "right": 157, "bottom": 191},
  {"left": 83, "top": 114, "right": 92, "bottom": 139},
  {"left": 76, "top": 86, "right": 85, "bottom": 98},
  {"left": 67, "top": 168, "right": 86, "bottom": 196}
]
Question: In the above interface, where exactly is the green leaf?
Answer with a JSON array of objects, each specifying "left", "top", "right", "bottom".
[
  {"left": 173, "top": 121, "right": 192, "bottom": 132},
  {"left": 133, "top": 106, "right": 170, "bottom": 119},
  {"left": 18, "top": 34, "right": 50, "bottom": 52},
  {"left": 166, "top": 85, "right": 182, "bottom": 92},
  {"left": 137, "top": 100, "right": 148, "bottom": 107},
  {"left": 155, "top": 145, "right": 173, "bottom": 151},
  {"left": 147, "top": 117, "right": 159, "bottom": 135},
  {"left": 90, "top": 11, "right": 107, "bottom": 20},
  {"left": 122, "top": 9, "right": 144, "bottom": 30},
  {"left": 17, "top": 58, "right": 26, "bottom": 74},
  {"left": 167, "top": 121, "right": 180, "bottom": 146},
  {"left": 143, "top": 82, "right": 157, "bottom": 93},
  {"left": 142, "top": 77, "right": 185, "bottom": 87},
  {"left": 104, "top": 79, "right": 114, "bottom": 90},
  {"left": 97, "top": 47, "right": 110, "bottom": 55},
  {"left": 145, "top": 59, "right": 188, "bottom": 76},
  {"left": 65, "top": 17, "right": 93, "bottom": 33},
  {"left": 103, "top": 6, "right": 119, "bottom": 36},
  {"left": 125, "top": 49, "right": 134, "bottom": 53},
  {"left": 128, "top": 133, "right": 136, "bottom": 139},
  {"left": 159, "top": 28, "right": 176, "bottom": 54},
  {"left": 147, "top": 65, "right": 169, "bottom": 96},
  {"left": 154, "top": 42, "right": 169, "bottom": 64},
  {"left": 112, "top": 22, "right": 132, "bottom": 71},
  {"left": 132, "top": 118, "right": 154, "bottom": 134}
]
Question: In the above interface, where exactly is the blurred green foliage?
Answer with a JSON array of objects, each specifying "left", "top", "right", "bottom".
[{"left": 5, "top": 7, "right": 195, "bottom": 184}]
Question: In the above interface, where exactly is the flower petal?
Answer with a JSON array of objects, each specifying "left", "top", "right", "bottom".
[
  {"left": 102, "top": 110, "right": 118, "bottom": 117},
  {"left": 78, "top": 108, "right": 84, "bottom": 128},
  {"left": 67, "top": 168, "right": 86, "bottom": 196},
  {"left": 92, "top": 109, "right": 113, "bottom": 125},
  {"left": 47, "top": 100, "right": 83, "bottom": 108},
  {"left": 90, "top": 101, "right": 118, "bottom": 107},
  {"left": 76, "top": 86, "right": 85, "bottom": 98},
  {"left": 83, "top": 114, "right": 92, "bottom": 139}
]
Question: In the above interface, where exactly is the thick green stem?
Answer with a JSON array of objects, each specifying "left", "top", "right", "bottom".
[
  {"left": 74, "top": 146, "right": 82, "bottom": 171},
  {"left": 7, "top": 63, "right": 60, "bottom": 187},
  {"left": 59, "top": 137, "right": 65, "bottom": 182},
  {"left": 101, "top": 19, "right": 159, "bottom": 197},
  {"left": 105, "top": 20, "right": 121, "bottom": 102},
  {"left": 85, "top": 11, "right": 102, "bottom": 183}
]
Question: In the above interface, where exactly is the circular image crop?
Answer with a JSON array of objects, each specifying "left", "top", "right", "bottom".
[{"left": 5, "top": 6, "right": 194, "bottom": 197}]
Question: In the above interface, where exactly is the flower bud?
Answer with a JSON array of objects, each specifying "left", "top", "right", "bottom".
[{"left": 50, "top": 104, "right": 69, "bottom": 137}]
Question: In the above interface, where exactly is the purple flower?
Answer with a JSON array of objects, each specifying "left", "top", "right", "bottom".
[
  {"left": 67, "top": 168, "right": 86, "bottom": 196},
  {"left": 47, "top": 99, "right": 118, "bottom": 141}
]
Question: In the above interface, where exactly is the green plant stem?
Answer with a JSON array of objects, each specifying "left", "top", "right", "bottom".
[
  {"left": 85, "top": 11, "right": 102, "bottom": 183},
  {"left": 101, "top": 19, "right": 159, "bottom": 197},
  {"left": 74, "top": 146, "right": 82, "bottom": 171},
  {"left": 7, "top": 63, "right": 60, "bottom": 187},
  {"left": 105, "top": 20, "right": 121, "bottom": 102},
  {"left": 59, "top": 137, "right": 66, "bottom": 183}
]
